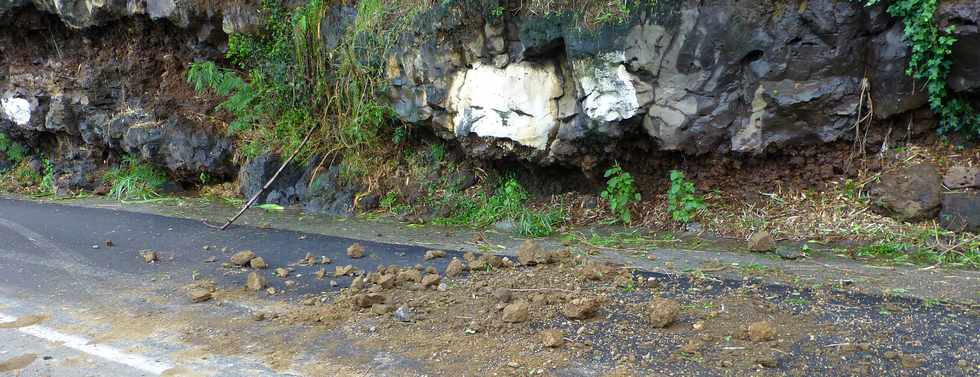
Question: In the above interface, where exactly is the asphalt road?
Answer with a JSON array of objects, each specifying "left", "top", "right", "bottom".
[
  {"left": 0, "top": 198, "right": 977, "bottom": 376},
  {"left": 0, "top": 198, "right": 440, "bottom": 376}
]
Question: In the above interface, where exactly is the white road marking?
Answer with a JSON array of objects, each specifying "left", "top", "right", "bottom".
[{"left": 0, "top": 312, "right": 173, "bottom": 375}]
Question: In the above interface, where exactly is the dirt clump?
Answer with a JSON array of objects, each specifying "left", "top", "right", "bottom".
[
  {"left": 445, "top": 257, "right": 464, "bottom": 277},
  {"left": 334, "top": 265, "right": 356, "bottom": 277},
  {"left": 315, "top": 268, "right": 327, "bottom": 279},
  {"left": 371, "top": 304, "right": 393, "bottom": 315},
  {"left": 352, "top": 293, "right": 387, "bottom": 308},
  {"left": 246, "top": 272, "right": 266, "bottom": 291},
  {"left": 647, "top": 297, "right": 680, "bottom": 328},
  {"left": 502, "top": 301, "right": 530, "bottom": 323},
  {"left": 424, "top": 249, "right": 446, "bottom": 260},
  {"left": 320, "top": 256, "right": 332, "bottom": 264},
  {"left": 230, "top": 250, "right": 257, "bottom": 266},
  {"left": 398, "top": 269, "right": 422, "bottom": 283},
  {"left": 562, "top": 297, "right": 600, "bottom": 319},
  {"left": 421, "top": 274, "right": 441, "bottom": 288},
  {"left": 250, "top": 257, "right": 268, "bottom": 269},
  {"left": 275, "top": 267, "right": 289, "bottom": 278},
  {"left": 347, "top": 243, "right": 365, "bottom": 258},
  {"left": 187, "top": 288, "right": 213, "bottom": 303},
  {"left": 581, "top": 262, "right": 614, "bottom": 281},
  {"left": 540, "top": 329, "right": 564, "bottom": 348},
  {"left": 492, "top": 287, "right": 512, "bottom": 303},
  {"left": 747, "top": 321, "right": 776, "bottom": 342},
  {"left": 747, "top": 232, "right": 776, "bottom": 252},
  {"left": 142, "top": 250, "right": 159, "bottom": 263},
  {"left": 516, "top": 240, "right": 553, "bottom": 265}
]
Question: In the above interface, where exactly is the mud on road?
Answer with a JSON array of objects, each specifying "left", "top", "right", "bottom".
[{"left": 0, "top": 198, "right": 977, "bottom": 376}]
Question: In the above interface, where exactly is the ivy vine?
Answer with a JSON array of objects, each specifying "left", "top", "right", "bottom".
[{"left": 864, "top": 0, "right": 979, "bottom": 139}]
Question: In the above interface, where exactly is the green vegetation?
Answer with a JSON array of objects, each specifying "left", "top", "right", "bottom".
[
  {"left": 187, "top": 0, "right": 424, "bottom": 179},
  {"left": 104, "top": 155, "right": 169, "bottom": 201},
  {"left": 667, "top": 170, "right": 704, "bottom": 223},
  {"left": 854, "top": 240, "right": 979, "bottom": 268},
  {"left": 0, "top": 132, "right": 27, "bottom": 165},
  {"left": 601, "top": 164, "right": 641, "bottom": 224},
  {"left": 862, "top": 0, "right": 979, "bottom": 139},
  {"left": 434, "top": 178, "right": 566, "bottom": 237}
]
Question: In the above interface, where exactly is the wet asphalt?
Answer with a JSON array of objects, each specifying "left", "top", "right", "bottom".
[{"left": 0, "top": 197, "right": 978, "bottom": 376}]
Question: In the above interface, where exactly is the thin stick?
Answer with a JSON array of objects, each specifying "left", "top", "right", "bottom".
[{"left": 204, "top": 124, "right": 320, "bottom": 230}]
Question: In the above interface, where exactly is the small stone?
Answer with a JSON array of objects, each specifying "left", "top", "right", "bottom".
[
  {"left": 647, "top": 298, "right": 680, "bottom": 328},
  {"left": 899, "top": 353, "right": 924, "bottom": 369},
  {"left": 398, "top": 269, "right": 422, "bottom": 283},
  {"left": 394, "top": 305, "right": 415, "bottom": 322},
  {"left": 373, "top": 274, "right": 392, "bottom": 289},
  {"left": 230, "top": 250, "right": 257, "bottom": 266},
  {"left": 266, "top": 287, "right": 277, "bottom": 295},
  {"left": 437, "top": 282, "right": 448, "bottom": 291},
  {"left": 275, "top": 267, "right": 289, "bottom": 278},
  {"left": 371, "top": 304, "right": 392, "bottom": 315},
  {"left": 249, "top": 257, "right": 268, "bottom": 269},
  {"left": 747, "top": 321, "right": 776, "bottom": 342},
  {"left": 187, "top": 289, "right": 212, "bottom": 303},
  {"left": 755, "top": 355, "right": 778, "bottom": 368},
  {"left": 352, "top": 293, "right": 386, "bottom": 308},
  {"left": 319, "top": 256, "right": 332, "bottom": 264},
  {"left": 748, "top": 232, "right": 776, "bottom": 252},
  {"left": 421, "top": 274, "right": 441, "bottom": 288},
  {"left": 581, "top": 262, "right": 613, "bottom": 281},
  {"left": 330, "top": 280, "right": 338, "bottom": 287},
  {"left": 246, "top": 272, "right": 266, "bottom": 291},
  {"left": 943, "top": 166, "right": 979, "bottom": 189},
  {"left": 204, "top": 256, "right": 217, "bottom": 263},
  {"left": 445, "top": 257, "right": 464, "bottom": 277},
  {"left": 502, "top": 301, "right": 530, "bottom": 323},
  {"left": 350, "top": 276, "right": 365, "bottom": 291},
  {"left": 105, "top": 240, "right": 113, "bottom": 247},
  {"left": 424, "top": 249, "right": 446, "bottom": 260},
  {"left": 334, "top": 265, "right": 355, "bottom": 277},
  {"left": 563, "top": 297, "right": 600, "bottom": 319},
  {"left": 492, "top": 288, "right": 512, "bottom": 303},
  {"left": 775, "top": 247, "right": 803, "bottom": 260},
  {"left": 142, "top": 251, "right": 158, "bottom": 263},
  {"left": 425, "top": 266, "right": 437, "bottom": 275},
  {"left": 541, "top": 329, "right": 564, "bottom": 348},
  {"left": 315, "top": 268, "right": 326, "bottom": 279},
  {"left": 516, "top": 240, "right": 552, "bottom": 265},
  {"left": 347, "top": 243, "right": 365, "bottom": 258},
  {"left": 92, "top": 245, "right": 99, "bottom": 249}
]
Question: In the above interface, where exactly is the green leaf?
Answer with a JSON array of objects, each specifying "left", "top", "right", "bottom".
[{"left": 258, "top": 203, "right": 285, "bottom": 211}]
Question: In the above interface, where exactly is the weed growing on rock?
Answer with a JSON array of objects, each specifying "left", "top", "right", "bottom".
[
  {"left": 600, "top": 163, "right": 640, "bottom": 224},
  {"left": 667, "top": 170, "right": 704, "bottom": 223},
  {"left": 104, "top": 155, "right": 169, "bottom": 201},
  {"left": 862, "top": 0, "right": 979, "bottom": 139},
  {"left": 0, "top": 132, "right": 27, "bottom": 165}
]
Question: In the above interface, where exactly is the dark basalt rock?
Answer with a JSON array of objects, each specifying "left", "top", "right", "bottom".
[{"left": 869, "top": 164, "right": 942, "bottom": 222}]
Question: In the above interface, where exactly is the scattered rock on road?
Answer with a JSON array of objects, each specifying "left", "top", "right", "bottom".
[
  {"left": 347, "top": 243, "right": 365, "bottom": 258},
  {"left": 394, "top": 305, "right": 415, "bottom": 322},
  {"left": 541, "top": 329, "right": 564, "bottom": 348},
  {"left": 747, "top": 321, "right": 776, "bottom": 342},
  {"left": 352, "top": 293, "right": 387, "bottom": 308},
  {"left": 563, "top": 297, "right": 600, "bottom": 319},
  {"left": 249, "top": 257, "right": 268, "bottom": 269},
  {"left": 445, "top": 257, "right": 464, "bottom": 277},
  {"left": 230, "top": 250, "right": 257, "bottom": 266},
  {"left": 748, "top": 231, "right": 776, "bottom": 252},
  {"left": 502, "top": 301, "right": 530, "bottom": 323},
  {"left": 516, "top": 240, "right": 552, "bottom": 265},
  {"left": 424, "top": 249, "right": 446, "bottom": 260},
  {"left": 421, "top": 274, "right": 441, "bottom": 288},
  {"left": 246, "top": 272, "right": 266, "bottom": 291},
  {"left": 275, "top": 267, "right": 289, "bottom": 278},
  {"left": 334, "top": 265, "right": 355, "bottom": 277},
  {"left": 315, "top": 268, "right": 326, "bottom": 279},
  {"left": 187, "top": 288, "right": 213, "bottom": 303},
  {"left": 142, "top": 250, "right": 158, "bottom": 263},
  {"left": 647, "top": 297, "right": 680, "bottom": 328}
]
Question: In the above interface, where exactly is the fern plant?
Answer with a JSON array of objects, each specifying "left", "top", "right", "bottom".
[
  {"left": 601, "top": 164, "right": 641, "bottom": 224},
  {"left": 0, "top": 132, "right": 27, "bottom": 164},
  {"left": 667, "top": 170, "right": 704, "bottom": 223}
]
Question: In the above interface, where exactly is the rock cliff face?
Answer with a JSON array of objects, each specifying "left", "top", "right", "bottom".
[
  {"left": 388, "top": 0, "right": 979, "bottom": 168},
  {"left": 2, "top": 0, "right": 979, "bottom": 193}
]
